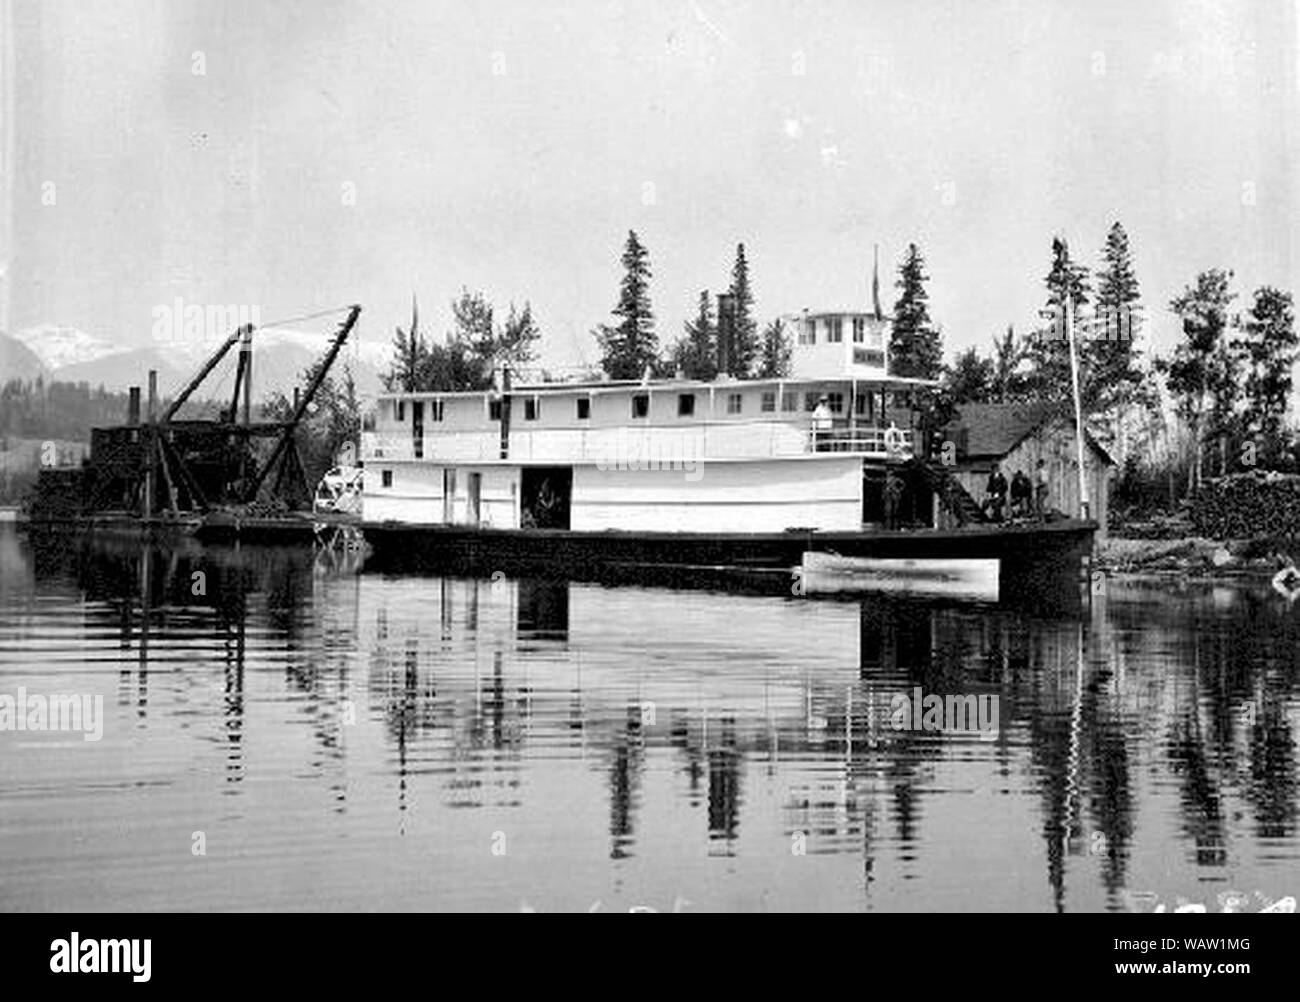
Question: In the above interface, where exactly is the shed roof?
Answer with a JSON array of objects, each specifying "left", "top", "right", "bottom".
[{"left": 943, "top": 402, "right": 1115, "bottom": 465}]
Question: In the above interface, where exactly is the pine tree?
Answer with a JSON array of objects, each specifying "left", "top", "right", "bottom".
[
  {"left": 726, "top": 243, "right": 759, "bottom": 377},
  {"left": 756, "top": 319, "right": 791, "bottom": 379},
  {"left": 1023, "top": 236, "right": 1090, "bottom": 406},
  {"left": 889, "top": 244, "right": 943, "bottom": 380},
  {"left": 671, "top": 291, "right": 718, "bottom": 380},
  {"left": 1236, "top": 286, "right": 1296, "bottom": 462},
  {"left": 1091, "top": 222, "right": 1144, "bottom": 406},
  {"left": 596, "top": 230, "right": 658, "bottom": 380},
  {"left": 382, "top": 295, "right": 428, "bottom": 393}
]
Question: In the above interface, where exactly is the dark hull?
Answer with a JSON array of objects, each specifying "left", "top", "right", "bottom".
[
  {"left": 361, "top": 519, "right": 1095, "bottom": 605},
  {"left": 21, "top": 511, "right": 357, "bottom": 545}
]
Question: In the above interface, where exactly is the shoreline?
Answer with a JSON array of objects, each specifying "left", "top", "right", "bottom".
[{"left": 1097, "top": 534, "right": 1300, "bottom": 584}]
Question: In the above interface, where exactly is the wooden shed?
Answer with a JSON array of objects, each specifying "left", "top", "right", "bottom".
[{"left": 939, "top": 403, "right": 1114, "bottom": 542}]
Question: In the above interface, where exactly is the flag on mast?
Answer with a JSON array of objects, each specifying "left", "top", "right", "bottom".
[{"left": 872, "top": 244, "right": 883, "bottom": 320}]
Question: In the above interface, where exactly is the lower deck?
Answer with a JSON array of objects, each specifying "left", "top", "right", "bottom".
[{"left": 362, "top": 455, "right": 938, "bottom": 535}]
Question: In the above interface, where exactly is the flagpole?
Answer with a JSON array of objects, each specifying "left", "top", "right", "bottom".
[{"left": 1065, "top": 291, "right": 1089, "bottom": 520}]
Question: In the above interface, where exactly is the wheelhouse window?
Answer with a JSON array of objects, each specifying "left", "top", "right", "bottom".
[
  {"left": 827, "top": 317, "right": 843, "bottom": 343},
  {"left": 524, "top": 397, "right": 540, "bottom": 421},
  {"left": 576, "top": 396, "right": 591, "bottom": 420},
  {"left": 852, "top": 317, "right": 865, "bottom": 342},
  {"left": 677, "top": 393, "right": 695, "bottom": 417},
  {"left": 488, "top": 399, "right": 503, "bottom": 421},
  {"left": 430, "top": 399, "right": 444, "bottom": 421},
  {"left": 726, "top": 393, "right": 743, "bottom": 415},
  {"left": 760, "top": 391, "right": 776, "bottom": 413},
  {"left": 631, "top": 394, "right": 650, "bottom": 419},
  {"left": 381, "top": 469, "right": 393, "bottom": 488},
  {"left": 798, "top": 319, "right": 816, "bottom": 345}
]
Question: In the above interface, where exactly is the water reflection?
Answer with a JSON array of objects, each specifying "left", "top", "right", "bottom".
[{"left": 2, "top": 527, "right": 1297, "bottom": 912}]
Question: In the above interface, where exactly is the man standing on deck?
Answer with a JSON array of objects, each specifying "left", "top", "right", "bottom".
[
  {"left": 982, "top": 462, "right": 1007, "bottom": 522},
  {"left": 812, "top": 395, "right": 833, "bottom": 451},
  {"left": 1035, "top": 459, "right": 1050, "bottom": 520},
  {"left": 1010, "top": 469, "right": 1032, "bottom": 519}
]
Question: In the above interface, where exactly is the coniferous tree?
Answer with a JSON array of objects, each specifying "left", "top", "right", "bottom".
[
  {"left": 889, "top": 244, "right": 943, "bottom": 380},
  {"left": 383, "top": 295, "right": 427, "bottom": 393},
  {"left": 1235, "top": 286, "right": 1296, "bottom": 463},
  {"left": 1091, "top": 222, "right": 1146, "bottom": 408},
  {"left": 756, "top": 318, "right": 791, "bottom": 379},
  {"left": 1023, "top": 236, "right": 1090, "bottom": 405},
  {"left": 671, "top": 291, "right": 718, "bottom": 380},
  {"left": 726, "top": 243, "right": 759, "bottom": 377},
  {"left": 596, "top": 230, "right": 658, "bottom": 380}
]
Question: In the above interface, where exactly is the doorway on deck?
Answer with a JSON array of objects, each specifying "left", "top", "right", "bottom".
[{"left": 520, "top": 466, "right": 572, "bottom": 529}]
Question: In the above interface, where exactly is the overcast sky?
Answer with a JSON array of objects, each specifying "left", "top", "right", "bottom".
[{"left": 8, "top": 0, "right": 1299, "bottom": 375}]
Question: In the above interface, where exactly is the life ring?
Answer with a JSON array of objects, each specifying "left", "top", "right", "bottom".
[{"left": 884, "top": 426, "right": 906, "bottom": 455}]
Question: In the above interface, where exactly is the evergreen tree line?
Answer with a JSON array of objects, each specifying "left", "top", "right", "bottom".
[
  {"left": 594, "top": 231, "right": 943, "bottom": 384},
  {"left": 0, "top": 378, "right": 138, "bottom": 444},
  {"left": 940, "top": 221, "right": 1297, "bottom": 503}
]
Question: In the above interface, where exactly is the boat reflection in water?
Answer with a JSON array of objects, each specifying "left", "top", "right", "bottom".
[{"left": 4, "top": 528, "right": 1299, "bottom": 912}]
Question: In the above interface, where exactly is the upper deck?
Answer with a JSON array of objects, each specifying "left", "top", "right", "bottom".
[{"left": 362, "top": 374, "right": 938, "bottom": 466}]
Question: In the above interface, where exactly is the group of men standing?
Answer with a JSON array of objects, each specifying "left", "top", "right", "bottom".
[{"left": 981, "top": 460, "right": 1049, "bottom": 522}]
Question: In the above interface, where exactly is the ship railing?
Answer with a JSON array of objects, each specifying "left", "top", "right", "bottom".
[
  {"left": 362, "top": 424, "right": 915, "bottom": 463},
  {"left": 808, "top": 425, "right": 914, "bottom": 457}
]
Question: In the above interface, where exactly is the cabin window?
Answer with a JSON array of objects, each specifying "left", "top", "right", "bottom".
[
  {"left": 489, "top": 399, "right": 503, "bottom": 421},
  {"left": 854, "top": 348, "right": 885, "bottom": 367},
  {"left": 726, "top": 393, "right": 743, "bottom": 415},
  {"left": 524, "top": 397, "right": 540, "bottom": 421},
  {"left": 826, "top": 392, "right": 845, "bottom": 413},
  {"left": 852, "top": 317, "right": 865, "bottom": 342},
  {"left": 381, "top": 469, "right": 393, "bottom": 488},
  {"left": 677, "top": 394, "right": 695, "bottom": 417},
  {"left": 430, "top": 400, "right": 444, "bottom": 421},
  {"left": 854, "top": 394, "right": 869, "bottom": 416},
  {"left": 761, "top": 391, "right": 776, "bottom": 413},
  {"left": 804, "top": 392, "right": 819, "bottom": 412},
  {"left": 632, "top": 394, "right": 650, "bottom": 419},
  {"left": 827, "top": 317, "right": 843, "bottom": 343},
  {"left": 782, "top": 393, "right": 798, "bottom": 412},
  {"left": 576, "top": 397, "right": 591, "bottom": 420},
  {"left": 799, "top": 319, "right": 816, "bottom": 345},
  {"left": 395, "top": 401, "right": 405, "bottom": 422}
]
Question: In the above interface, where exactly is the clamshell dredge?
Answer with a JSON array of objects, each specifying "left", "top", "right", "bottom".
[{"left": 23, "top": 306, "right": 362, "bottom": 542}]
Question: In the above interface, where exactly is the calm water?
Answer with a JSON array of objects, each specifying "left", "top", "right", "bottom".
[{"left": 1, "top": 524, "right": 1297, "bottom": 913}]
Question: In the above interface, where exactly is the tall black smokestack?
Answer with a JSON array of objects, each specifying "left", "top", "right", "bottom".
[{"left": 716, "top": 292, "right": 736, "bottom": 377}]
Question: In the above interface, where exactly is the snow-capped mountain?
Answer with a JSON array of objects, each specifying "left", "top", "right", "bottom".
[
  {"left": 8, "top": 322, "right": 391, "bottom": 401},
  {"left": 13, "top": 325, "right": 124, "bottom": 371}
]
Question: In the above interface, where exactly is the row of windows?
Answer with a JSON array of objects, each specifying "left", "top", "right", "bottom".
[
  {"left": 796, "top": 316, "right": 881, "bottom": 346},
  {"left": 398, "top": 390, "right": 870, "bottom": 424}
]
